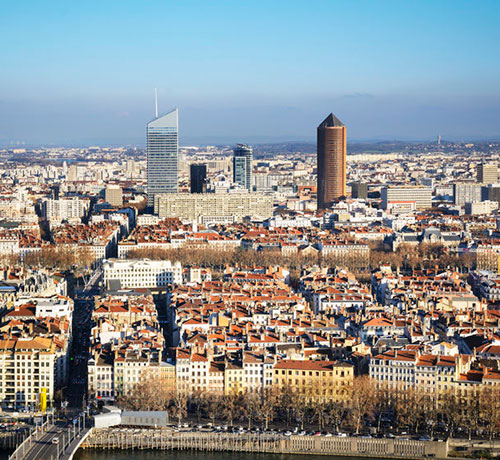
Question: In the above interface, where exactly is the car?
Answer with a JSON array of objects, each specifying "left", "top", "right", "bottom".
[
  {"left": 313, "top": 431, "right": 322, "bottom": 437},
  {"left": 284, "top": 431, "right": 292, "bottom": 436},
  {"left": 51, "top": 438, "right": 59, "bottom": 444}
]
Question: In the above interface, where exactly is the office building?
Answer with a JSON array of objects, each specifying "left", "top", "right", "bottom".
[
  {"left": 105, "top": 185, "right": 123, "bottom": 207},
  {"left": 103, "top": 258, "right": 183, "bottom": 289},
  {"left": 465, "top": 201, "right": 498, "bottom": 216},
  {"left": 453, "top": 183, "right": 482, "bottom": 206},
  {"left": 381, "top": 186, "right": 432, "bottom": 211},
  {"left": 317, "top": 113, "right": 346, "bottom": 209},
  {"left": 190, "top": 164, "right": 207, "bottom": 193},
  {"left": 351, "top": 182, "right": 368, "bottom": 199},
  {"left": 154, "top": 192, "right": 272, "bottom": 224},
  {"left": 147, "top": 108, "right": 178, "bottom": 209},
  {"left": 233, "top": 144, "right": 253, "bottom": 190},
  {"left": 477, "top": 163, "right": 498, "bottom": 184}
]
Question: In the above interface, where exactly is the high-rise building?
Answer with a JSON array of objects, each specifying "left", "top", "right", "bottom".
[
  {"left": 233, "top": 144, "right": 253, "bottom": 191},
  {"left": 190, "top": 164, "right": 207, "bottom": 193},
  {"left": 147, "top": 108, "right": 178, "bottom": 209},
  {"left": 477, "top": 163, "right": 498, "bottom": 185},
  {"left": 351, "top": 182, "right": 368, "bottom": 199},
  {"left": 105, "top": 185, "right": 123, "bottom": 207},
  {"left": 317, "top": 113, "right": 346, "bottom": 209},
  {"left": 453, "top": 183, "right": 482, "bottom": 206}
]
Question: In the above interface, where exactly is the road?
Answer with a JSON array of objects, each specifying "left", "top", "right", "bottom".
[
  {"left": 22, "top": 422, "right": 70, "bottom": 460},
  {"left": 66, "top": 268, "right": 102, "bottom": 410}
]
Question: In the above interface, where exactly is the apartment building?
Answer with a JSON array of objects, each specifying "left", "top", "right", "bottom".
[
  {"left": 40, "top": 197, "right": 90, "bottom": 222},
  {"left": 0, "top": 337, "right": 66, "bottom": 407},
  {"left": 273, "top": 359, "right": 353, "bottom": 401},
  {"left": 154, "top": 192, "right": 273, "bottom": 223}
]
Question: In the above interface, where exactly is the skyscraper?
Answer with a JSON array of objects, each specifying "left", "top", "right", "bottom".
[
  {"left": 317, "top": 113, "right": 346, "bottom": 209},
  {"left": 147, "top": 108, "right": 178, "bottom": 209},
  {"left": 233, "top": 144, "right": 253, "bottom": 191},
  {"left": 477, "top": 163, "right": 498, "bottom": 185},
  {"left": 190, "top": 164, "right": 207, "bottom": 193}
]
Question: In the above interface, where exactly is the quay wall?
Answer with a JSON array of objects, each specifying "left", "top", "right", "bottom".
[{"left": 81, "top": 428, "right": 449, "bottom": 459}]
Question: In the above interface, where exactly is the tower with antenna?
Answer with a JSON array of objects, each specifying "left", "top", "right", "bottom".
[{"left": 146, "top": 89, "right": 179, "bottom": 210}]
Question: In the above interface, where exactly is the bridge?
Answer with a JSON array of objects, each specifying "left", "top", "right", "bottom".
[{"left": 9, "top": 414, "right": 91, "bottom": 460}]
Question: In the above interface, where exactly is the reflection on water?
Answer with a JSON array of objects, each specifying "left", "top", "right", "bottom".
[{"left": 74, "top": 450, "right": 377, "bottom": 460}]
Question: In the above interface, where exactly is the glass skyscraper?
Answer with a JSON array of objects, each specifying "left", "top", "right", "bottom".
[
  {"left": 147, "top": 108, "right": 178, "bottom": 209},
  {"left": 190, "top": 164, "right": 207, "bottom": 193},
  {"left": 233, "top": 144, "right": 253, "bottom": 191}
]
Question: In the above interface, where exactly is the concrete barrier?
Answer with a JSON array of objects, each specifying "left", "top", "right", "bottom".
[{"left": 81, "top": 428, "right": 449, "bottom": 459}]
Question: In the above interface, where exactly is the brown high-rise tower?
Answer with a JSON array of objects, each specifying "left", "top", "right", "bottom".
[{"left": 317, "top": 113, "right": 346, "bottom": 209}]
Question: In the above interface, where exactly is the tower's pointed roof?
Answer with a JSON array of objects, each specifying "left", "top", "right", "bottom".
[
  {"left": 148, "top": 107, "right": 178, "bottom": 128},
  {"left": 318, "top": 113, "right": 344, "bottom": 129}
]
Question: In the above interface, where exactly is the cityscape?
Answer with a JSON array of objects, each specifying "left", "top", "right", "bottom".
[{"left": 1, "top": 1, "right": 500, "bottom": 460}]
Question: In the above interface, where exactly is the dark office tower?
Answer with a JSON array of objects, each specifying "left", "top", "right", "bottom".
[
  {"left": 233, "top": 144, "right": 253, "bottom": 191},
  {"left": 50, "top": 185, "right": 59, "bottom": 200},
  {"left": 147, "top": 107, "right": 178, "bottom": 209},
  {"left": 317, "top": 113, "right": 346, "bottom": 209},
  {"left": 190, "top": 164, "right": 207, "bottom": 193},
  {"left": 351, "top": 182, "right": 368, "bottom": 199}
]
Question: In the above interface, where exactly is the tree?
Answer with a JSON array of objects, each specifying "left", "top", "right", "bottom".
[
  {"left": 222, "top": 392, "right": 242, "bottom": 427},
  {"left": 242, "top": 392, "right": 261, "bottom": 429},
  {"left": 116, "top": 373, "right": 172, "bottom": 411},
  {"left": 480, "top": 386, "right": 500, "bottom": 444},
  {"left": 326, "top": 400, "right": 349, "bottom": 433},
  {"left": 172, "top": 390, "right": 188, "bottom": 425},
  {"left": 260, "top": 388, "right": 278, "bottom": 429},
  {"left": 204, "top": 394, "right": 224, "bottom": 425},
  {"left": 348, "top": 376, "right": 376, "bottom": 434}
]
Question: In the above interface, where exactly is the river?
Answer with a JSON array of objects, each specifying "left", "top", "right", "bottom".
[{"left": 74, "top": 451, "right": 375, "bottom": 460}]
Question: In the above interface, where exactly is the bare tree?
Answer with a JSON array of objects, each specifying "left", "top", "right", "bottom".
[
  {"left": 260, "top": 388, "right": 278, "bottom": 429},
  {"left": 348, "top": 376, "right": 376, "bottom": 434},
  {"left": 172, "top": 390, "right": 188, "bottom": 426}
]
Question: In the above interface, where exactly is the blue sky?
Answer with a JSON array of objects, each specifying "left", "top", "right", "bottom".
[{"left": 1, "top": 0, "right": 499, "bottom": 145}]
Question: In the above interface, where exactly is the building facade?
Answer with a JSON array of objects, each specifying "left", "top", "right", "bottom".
[
  {"left": 154, "top": 192, "right": 273, "bottom": 224},
  {"left": 190, "top": 164, "right": 207, "bottom": 193},
  {"left": 103, "top": 258, "right": 183, "bottom": 288},
  {"left": 105, "top": 186, "right": 123, "bottom": 207},
  {"left": 381, "top": 186, "right": 432, "bottom": 211},
  {"left": 233, "top": 144, "right": 253, "bottom": 191},
  {"left": 477, "top": 163, "right": 498, "bottom": 185}
]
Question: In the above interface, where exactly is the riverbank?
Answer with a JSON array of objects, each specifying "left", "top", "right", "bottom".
[{"left": 80, "top": 428, "right": 449, "bottom": 459}]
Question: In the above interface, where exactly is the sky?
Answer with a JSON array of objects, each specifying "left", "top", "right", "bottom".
[{"left": 1, "top": 0, "right": 500, "bottom": 146}]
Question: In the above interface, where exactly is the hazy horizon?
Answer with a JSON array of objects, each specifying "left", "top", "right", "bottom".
[{"left": 1, "top": 1, "right": 500, "bottom": 146}]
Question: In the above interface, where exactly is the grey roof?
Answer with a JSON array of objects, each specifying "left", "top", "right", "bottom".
[
  {"left": 318, "top": 113, "right": 345, "bottom": 129},
  {"left": 148, "top": 107, "right": 178, "bottom": 128}
]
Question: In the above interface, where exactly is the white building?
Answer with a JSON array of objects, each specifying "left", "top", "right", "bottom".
[
  {"left": 381, "top": 186, "right": 432, "bottom": 211},
  {"left": 40, "top": 197, "right": 90, "bottom": 222},
  {"left": 103, "top": 258, "right": 183, "bottom": 289}
]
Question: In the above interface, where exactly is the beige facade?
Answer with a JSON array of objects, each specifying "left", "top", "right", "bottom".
[{"left": 154, "top": 192, "right": 272, "bottom": 223}]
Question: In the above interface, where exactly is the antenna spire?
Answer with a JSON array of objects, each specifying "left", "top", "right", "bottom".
[{"left": 154, "top": 88, "right": 158, "bottom": 118}]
